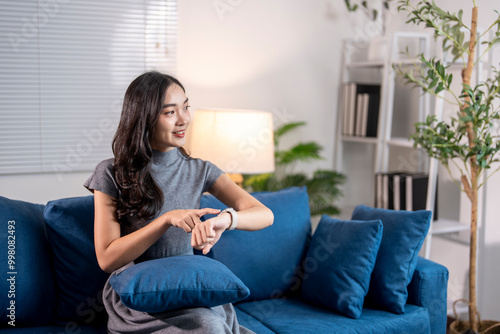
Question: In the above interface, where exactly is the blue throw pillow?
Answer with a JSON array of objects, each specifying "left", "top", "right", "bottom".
[
  {"left": 44, "top": 196, "right": 109, "bottom": 325},
  {"left": 200, "top": 186, "right": 311, "bottom": 301},
  {"left": 300, "top": 215, "right": 383, "bottom": 319},
  {"left": 110, "top": 255, "right": 250, "bottom": 313},
  {"left": 351, "top": 205, "right": 431, "bottom": 314},
  {"left": 0, "top": 196, "right": 56, "bottom": 327}
]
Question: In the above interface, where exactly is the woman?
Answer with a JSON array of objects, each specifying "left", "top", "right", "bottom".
[{"left": 84, "top": 71, "right": 274, "bottom": 333}]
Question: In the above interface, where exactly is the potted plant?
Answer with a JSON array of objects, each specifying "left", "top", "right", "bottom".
[
  {"left": 344, "top": 0, "right": 395, "bottom": 60},
  {"left": 395, "top": 1, "right": 500, "bottom": 332},
  {"left": 243, "top": 121, "right": 346, "bottom": 216},
  {"left": 344, "top": 0, "right": 394, "bottom": 34}
]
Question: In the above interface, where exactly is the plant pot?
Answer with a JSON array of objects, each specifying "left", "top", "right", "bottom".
[
  {"left": 450, "top": 299, "right": 500, "bottom": 334},
  {"left": 449, "top": 320, "right": 500, "bottom": 334}
]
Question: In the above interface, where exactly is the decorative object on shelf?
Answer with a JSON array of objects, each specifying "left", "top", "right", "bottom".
[
  {"left": 344, "top": 0, "right": 395, "bottom": 61},
  {"left": 344, "top": 0, "right": 394, "bottom": 35},
  {"left": 396, "top": 1, "right": 500, "bottom": 332},
  {"left": 243, "top": 122, "right": 346, "bottom": 216},
  {"left": 188, "top": 109, "right": 275, "bottom": 187}
]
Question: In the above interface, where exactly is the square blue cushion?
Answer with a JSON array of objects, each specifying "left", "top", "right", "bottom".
[
  {"left": 43, "top": 196, "right": 109, "bottom": 325},
  {"left": 351, "top": 205, "right": 431, "bottom": 314},
  {"left": 110, "top": 255, "right": 250, "bottom": 313},
  {"left": 301, "top": 215, "right": 383, "bottom": 319},
  {"left": 0, "top": 196, "right": 56, "bottom": 327},
  {"left": 200, "top": 186, "right": 311, "bottom": 301}
]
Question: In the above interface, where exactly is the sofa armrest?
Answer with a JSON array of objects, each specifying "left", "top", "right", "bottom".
[{"left": 407, "top": 256, "right": 449, "bottom": 334}]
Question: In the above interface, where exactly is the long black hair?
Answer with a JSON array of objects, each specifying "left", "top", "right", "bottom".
[{"left": 112, "top": 71, "right": 188, "bottom": 222}]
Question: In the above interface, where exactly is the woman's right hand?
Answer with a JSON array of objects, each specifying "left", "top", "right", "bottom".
[{"left": 165, "top": 208, "right": 221, "bottom": 233}]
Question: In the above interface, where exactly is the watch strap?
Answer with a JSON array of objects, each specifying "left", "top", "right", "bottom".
[{"left": 219, "top": 207, "right": 237, "bottom": 230}]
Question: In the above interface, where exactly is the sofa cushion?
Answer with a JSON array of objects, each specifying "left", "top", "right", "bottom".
[
  {"left": 200, "top": 186, "right": 311, "bottom": 301},
  {"left": 236, "top": 298, "right": 430, "bottom": 334},
  {"left": 234, "top": 307, "right": 275, "bottom": 334},
  {"left": 351, "top": 205, "right": 431, "bottom": 314},
  {"left": 43, "top": 196, "right": 109, "bottom": 325},
  {"left": 110, "top": 255, "right": 250, "bottom": 313},
  {"left": 0, "top": 196, "right": 55, "bottom": 327},
  {"left": 301, "top": 215, "right": 383, "bottom": 319}
]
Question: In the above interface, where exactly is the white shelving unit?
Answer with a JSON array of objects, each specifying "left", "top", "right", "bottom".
[{"left": 334, "top": 32, "right": 470, "bottom": 259}]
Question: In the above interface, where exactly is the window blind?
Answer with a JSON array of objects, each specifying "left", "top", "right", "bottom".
[{"left": 0, "top": 0, "right": 177, "bottom": 178}]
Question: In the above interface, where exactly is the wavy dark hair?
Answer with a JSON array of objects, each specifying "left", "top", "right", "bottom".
[{"left": 112, "top": 71, "right": 189, "bottom": 222}]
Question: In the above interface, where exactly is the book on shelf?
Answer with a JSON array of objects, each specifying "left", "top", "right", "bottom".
[
  {"left": 375, "top": 172, "right": 438, "bottom": 219},
  {"left": 341, "top": 83, "right": 381, "bottom": 137}
]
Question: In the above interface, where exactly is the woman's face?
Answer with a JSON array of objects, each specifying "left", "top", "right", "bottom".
[{"left": 150, "top": 84, "right": 191, "bottom": 152}]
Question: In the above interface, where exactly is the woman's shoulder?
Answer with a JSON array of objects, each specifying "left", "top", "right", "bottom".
[
  {"left": 96, "top": 157, "right": 114, "bottom": 168},
  {"left": 84, "top": 158, "right": 118, "bottom": 197}
]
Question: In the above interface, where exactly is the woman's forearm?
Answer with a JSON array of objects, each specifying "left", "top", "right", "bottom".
[
  {"left": 219, "top": 204, "right": 273, "bottom": 231},
  {"left": 96, "top": 215, "right": 171, "bottom": 273}
]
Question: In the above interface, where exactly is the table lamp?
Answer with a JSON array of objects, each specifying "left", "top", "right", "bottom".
[{"left": 188, "top": 109, "right": 275, "bottom": 186}]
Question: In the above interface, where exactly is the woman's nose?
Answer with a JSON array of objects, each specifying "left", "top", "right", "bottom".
[{"left": 176, "top": 111, "right": 190, "bottom": 125}]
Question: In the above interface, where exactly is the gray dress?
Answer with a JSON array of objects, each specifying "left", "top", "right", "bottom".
[{"left": 84, "top": 148, "right": 254, "bottom": 334}]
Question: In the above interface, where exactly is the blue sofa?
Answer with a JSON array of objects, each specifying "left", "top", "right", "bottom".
[{"left": 0, "top": 187, "right": 448, "bottom": 333}]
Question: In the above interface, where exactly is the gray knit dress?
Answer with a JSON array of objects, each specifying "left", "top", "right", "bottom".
[{"left": 84, "top": 148, "right": 254, "bottom": 334}]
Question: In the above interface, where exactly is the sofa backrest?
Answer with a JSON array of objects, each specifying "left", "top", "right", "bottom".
[
  {"left": 0, "top": 196, "right": 56, "bottom": 327},
  {"left": 200, "top": 186, "right": 312, "bottom": 302}
]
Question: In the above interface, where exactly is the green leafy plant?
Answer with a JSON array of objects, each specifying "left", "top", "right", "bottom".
[
  {"left": 395, "top": 1, "right": 500, "bottom": 331},
  {"left": 345, "top": 0, "right": 393, "bottom": 21},
  {"left": 243, "top": 122, "right": 346, "bottom": 216}
]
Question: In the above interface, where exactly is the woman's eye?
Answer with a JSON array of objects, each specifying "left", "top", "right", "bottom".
[
  {"left": 184, "top": 105, "right": 191, "bottom": 111},
  {"left": 163, "top": 110, "right": 174, "bottom": 115}
]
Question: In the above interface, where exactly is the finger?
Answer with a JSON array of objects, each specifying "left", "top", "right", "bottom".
[
  {"left": 203, "top": 243, "right": 213, "bottom": 255},
  {"left": 197, "top": 208, "right": 221, "bottom": 217},
  {"left": 195, "top": 227, "right": 208, "bottom": 249},
  {"left": 191, "top": 229, "right": 201, "bottom": 249},
  {"left": 180, "top": 222, "right": 191, "bottom": 233},
  {"left": 204, "top": 221, "right": 216, "bottom": 239},
  {"left": 184, "top": 214, "right": 197, "bottom": 230}
]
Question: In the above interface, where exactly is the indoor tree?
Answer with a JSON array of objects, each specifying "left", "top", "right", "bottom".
[{"left": 396, "top": 1, "right": 500, "bottom": 332}]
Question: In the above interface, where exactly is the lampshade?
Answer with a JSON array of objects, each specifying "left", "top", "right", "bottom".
[{"left": 188, "top": 109, "right": 275, "bottom": 174}]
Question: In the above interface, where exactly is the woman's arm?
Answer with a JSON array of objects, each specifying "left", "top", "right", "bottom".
[
  {"left": 94, "top": 190, "right": 220, "bottom": 273},
  {"left": 191, "top": 173, "right": 274, "bottom": 254},
  {"left": 208, "top": 173, "right": 274, "bottom": 231}
]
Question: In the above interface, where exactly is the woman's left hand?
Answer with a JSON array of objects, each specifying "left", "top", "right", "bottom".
[{"left": 191, "top": 213, "right": 231, "bottom": 255}]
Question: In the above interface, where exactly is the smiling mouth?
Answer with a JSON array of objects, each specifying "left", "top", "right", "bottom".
[{"left": 172, "top": 130, "right": 186, "bottom": 138}]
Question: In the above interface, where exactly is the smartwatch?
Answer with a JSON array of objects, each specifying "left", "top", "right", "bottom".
[{"left": 219, "top": 207, "right": 238, "bottom": 230}]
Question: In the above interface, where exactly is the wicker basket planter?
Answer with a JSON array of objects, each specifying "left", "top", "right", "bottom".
[{"left": 450, "top": 300, "right": 500, "bottom": 334}]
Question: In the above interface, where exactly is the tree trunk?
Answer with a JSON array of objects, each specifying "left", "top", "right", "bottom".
[
  {"left": 469, "top": 184, "right": 478, "bottom": 332},
  {"left": 461, "top": 6, "right": 479, "bottom": 332}
]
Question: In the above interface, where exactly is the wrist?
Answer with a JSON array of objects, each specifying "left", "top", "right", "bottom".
[
  {"left": 219, "top": 212, "right": 232, "bottom": 230},
  {"left": 218, "top": 208, "right": 238, "bottom": 230}
]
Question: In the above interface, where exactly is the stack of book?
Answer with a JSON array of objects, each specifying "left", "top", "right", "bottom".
[
  {"left": 341, "top": 82, "right": 381, "bottom": 137},
  {"left": 375, "top": 172, "right": 438, "bottom": 219}
]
